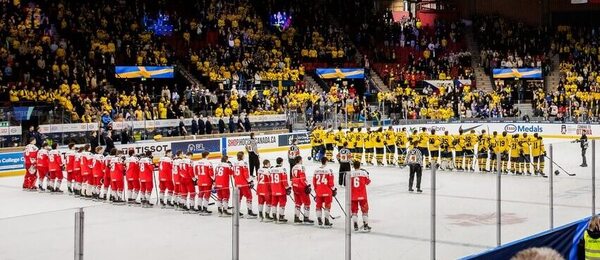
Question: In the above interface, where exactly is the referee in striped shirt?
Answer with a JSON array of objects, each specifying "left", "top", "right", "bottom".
[
  {"left": 405, "top": 141, "right": 423, "bottom": 193},
  {"left": 246, "top": 133, "right": 259, "bottom": 176}
]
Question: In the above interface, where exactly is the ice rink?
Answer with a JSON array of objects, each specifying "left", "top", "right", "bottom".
[{"left": 0, "top": 138, "right": 597, "bottom": 260}]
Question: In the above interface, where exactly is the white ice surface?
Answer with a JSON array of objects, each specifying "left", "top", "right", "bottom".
[{"left": 0, "top": 138, "right": 597, "bottom": 260}]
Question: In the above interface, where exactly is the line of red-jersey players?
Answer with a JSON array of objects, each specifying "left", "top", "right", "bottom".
[{"left": 22, "top": 139, "right": 371, "bottom": 229}]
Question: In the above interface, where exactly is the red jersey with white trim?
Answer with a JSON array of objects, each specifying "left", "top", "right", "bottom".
[
  {"left": 65, "top": 149, "right": 75, "bottom": 173},
  {"left": 172, "top": 158, "right": 182, "bottom": 183},
  {"left": 110, "top": 156, "right": 125, "bottom": 177},
  {"left": 194, "top": 159, "right": 214, "bottom": 187},
  {"left": 269, "top": 166, "right": 288, "bottom": 195},
  {"left": 48, "top": 150, "right": 62, "bottom": 172},
  {"left": 214, "top": 162, "right": 233, "bottom": 188},
  {"left": 24, "top": 144, "right": 38, "bottom": 173},
  {"left": 350, "top": 169, "right": 371, "bottom": 201},
  {"left": 180, "top": 158, "right": 193, "bottom": 180},
  {"left": 158, "top": 157, "right": 172, "bottom": 181},
  {"left": 125, "top": 156, "right": 140, "bottom": 180},
  {"left": 103, "top": 155, "right": 113, "bottom": 176},
  {"left": 291, "top": 164, "right": 308, "bottom": 189},
  {"left": 256, "top": 167, "right": 271, "bottom": 196},
  {"left": 233, "top": 160, "right": 251, "bottom": 187},
  {"left": 92, "top": 154, "right": 105, "bottom": 177},
  {"left": 80, "top": 152, "right": 92, "bottom": 175},
  {"left": 73, "top": 152, "right": 82, "bottom": 172},
  {"left": 312, "top": 166, "right": 334, "bottom": 196},
  {"left": 139, "top": 157, "right": 154, "bottom": 182},
  {"left": 36, "top": 149, "right": 49, "bottom": 169}
]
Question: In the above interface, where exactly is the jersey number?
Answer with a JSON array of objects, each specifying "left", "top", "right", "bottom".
[
  {"left": 353, "top": 178, "right": 360, "bottom": 188},
  {"left": 316, "top": 174, "right": 328, "bottom": 185}
]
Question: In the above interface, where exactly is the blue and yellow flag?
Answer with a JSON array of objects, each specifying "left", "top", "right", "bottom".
[
  {"left": 115, "top": 66, "right": 174, "bottom": 79},
  {"left": 316, "top": 68, "right": 364, "bottom": 79}
]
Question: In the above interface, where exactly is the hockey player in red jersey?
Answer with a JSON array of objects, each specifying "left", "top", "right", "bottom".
[
  {"left": 291, "top": 156, "right": 314, "bottom": 225},
  {"left": 23, "top": 138, "right": 39, "bottom": 190},
  {"left": 125, "top": 149, "right": 141, "bottom": 204},
  {"left": 36, "top": 142, "right": 50, "bottom": 191},
  {"left": 80, "top": 144, "right": 93, "bottom": 198},
  {"left": 47, "top": 143, "right": 64, "bottom": 192},
  {"left": 269, "top": 157, "right": 290, "bottom": 223},
  {"left": 172, "top": 151, "right": 184, "bottom": 209},
  {"left": 139, "top": 151, "right": 155, "bottom": 207},
  {"left": 350, "top": 160, "right": 372, "bottom": 232},
  {"left": 215, "top": 155, "right": 234, "bottom": 216},
  {"left": 180, "top": 152, "right": 196, "bottom": 211},
  {"left": 73, "top": 147, "right": 83, "bottom": 196},
  {"left": 101, "top": 149, "right": 112, "bottom": 200},
  {"left": 313, "top": 157, "right": 336, "bottom": 227},
  {"left": 233, "top": 152, "right": 257, "bottom": 218},
  {"left": 109, "top": 149, "right": 126, "bottom": 203},
  {"left": 91, "top": 147, "right": 105, "bottom": 199},
  {"left": 194, "top": 151, "right": 214, "bottom": 215},
  {"left": 64, "top": 143, "right": 76, "bottom": 194},
  {"left": 256, "top": 160, "right": 273, "bottom": 222},
  {"left": 158, "top": 150, "right": 174, "bottom": 207}
]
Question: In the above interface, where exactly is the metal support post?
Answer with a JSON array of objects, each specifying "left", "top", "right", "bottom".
[
  {"left": 496, "top": 152, "right": 501, "bottom": 246},
  {"left": 232, "top": 187, "right": 239, "bottom": 260},
  {"left": 431, "top": 162, "right": 436, "bottom": 260},
  {"left": 549, "top": 144, "right": 554, "bottom": 229},
  {"left": 74, "top": 208, "right": 84, "bottom": 260},
  {"left": 345, "top": 170, "right": 352, "bottom": 260}
]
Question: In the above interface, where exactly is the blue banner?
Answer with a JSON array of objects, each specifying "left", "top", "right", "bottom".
[
  {"left": 277, "top": 132, "right": 310, "bottom": 147},
  {"left": 316, "top": 68, "right": 365, "bottom": 79},
  {"left": 115, "top": 66, "right": 174, "bottom": 79},
  {"left": 462, "top": 216, "right": 591, "bottom": 259},
  {"left": 492, "top": 68, "right": 543, "bottom": 79},
  {"left": 171, "top": 139, "right": 221, "bottom": 154},
  {"left": 0, "top": 152, "right": 25, "bottom": 171}
]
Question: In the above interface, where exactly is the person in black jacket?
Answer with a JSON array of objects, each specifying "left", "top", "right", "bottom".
[
  {"left": 104, "top": 131, "right": 115, "bottom": 155},
  {"left": 198, "top": 116, "right": 205, "bottom": 135},
  {"left": 205, "top": 117, "right": 213, "bottom": 135},
  {"left": 244, "top": 115, "right": 251, "bottom": 132},
  {"left": 228, "top": 116, "right": 235, "bottom": 133},
  {"left": 90, "top": 131, "right": 99, "bottom": 152},
  {"left": 574, "top": 132, "right": 589, "bottom": 167},
  {"left": 218, "top": 117, "right": 226, "bottom": 134},
  {"left": 191, "top": 116, "right": 198, "bottom": 135}
]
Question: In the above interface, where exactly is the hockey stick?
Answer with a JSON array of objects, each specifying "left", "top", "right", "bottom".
[
  {"left": 543, "top": 155, "right": 576, "bottom": 176},
  {"left": 308, "top": 192, "right": 341, "bottom": 219}
]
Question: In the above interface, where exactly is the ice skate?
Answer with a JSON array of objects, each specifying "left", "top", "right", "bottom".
[{"left": 303, "top": 216, "right": 315, "bottom": 225}]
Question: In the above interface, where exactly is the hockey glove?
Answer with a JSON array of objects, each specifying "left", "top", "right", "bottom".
[
  {"left": 249, "top": 180, "right": 254, "bottom": 189},
  {"left": 286, "top": 187, "right": 291, "bottom": 195},
  {"left": 192, "top": 178, "right": 198, "bottom": 185},
  {"left": 332, "top": 188, "right": 338, "bottom": 197},
  {"left": 305, "top": 184, "right": 312, "bottom": 194}
]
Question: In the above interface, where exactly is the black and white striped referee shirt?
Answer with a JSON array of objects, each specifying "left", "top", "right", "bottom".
[
  {"left": 406, "top": 148, "right": 423, "bottom": 166},
  {"left": 246, "top": 139, "right": 258, "bottom": 155}
]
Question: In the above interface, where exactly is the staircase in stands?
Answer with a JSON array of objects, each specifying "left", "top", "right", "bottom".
[
  {"left": 545, "top": 53, "right": 561, "bottom": 92},
  {"left": 465, "top": 25, "right": 494, "bottom": 93}
]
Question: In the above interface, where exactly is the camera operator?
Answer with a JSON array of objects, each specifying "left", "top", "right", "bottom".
[{"left": 573, "top": 131, "right": 589, "bottom": 167}]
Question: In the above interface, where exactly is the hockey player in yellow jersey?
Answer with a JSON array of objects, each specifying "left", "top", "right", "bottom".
[
  {"left": 310, "top": 126, "right": 325, "bottom": 161},
  {"left": 417, "top": 128, "right": 430, "bottom": 167},
  {"left": 384, "top": 126, "right": 396, "bottom": 165},
  {"left": 531, "top": 133, "right": 546, "bottom": 175},
  {"left": 324, "top": 129, "right": 336, "bottom": 162},
  {"left": 477, "top": 130, "right": 490, "bottom": 172},
  {"left": 464, "top": 130, "right": 477, "bottom": 172},
  {"left": 440, "top": 131, "right": 453, "bottom": 170},
  {"left": 453, "top": 130, "right": 466, "bottom": 171},
  {"left": 499, "top": 131, "right": 510, "bottom": 173},
  {"left": 509, "top": 134, "right": 523, "bottom": 174},
  {"left": 346, "top": 128, "right": 356, "bottom": 158},
  {"left": 354, "top": 128, "right": 365, "bottom": 163},
  {"left": 374, "top": 128, "right": 385, "bottom": 166},
  {"left": 489, "top": 131, "right": 501, "bottom": 172},
  {"left": 520, "top": 133, "right": 534, "bottom": 175},
  {"left": 396, "top": 128, "right": 409, "bottom": 166},
  {"left": 408, "top": 130, "right": 419, "bottom": 150},
  {"left": 364, "top": 130, "right": 375, "bottom": 165},
  {"left": 335, "top": 126, "right": 346, "bottom": 151},
  {"left": 428, "top": 129, "right": 441, "bottom": 167}
]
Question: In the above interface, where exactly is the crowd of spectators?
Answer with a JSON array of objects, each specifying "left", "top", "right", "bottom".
[{"left": 475, "top": 16, "right": 551, "bottom": 74}]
